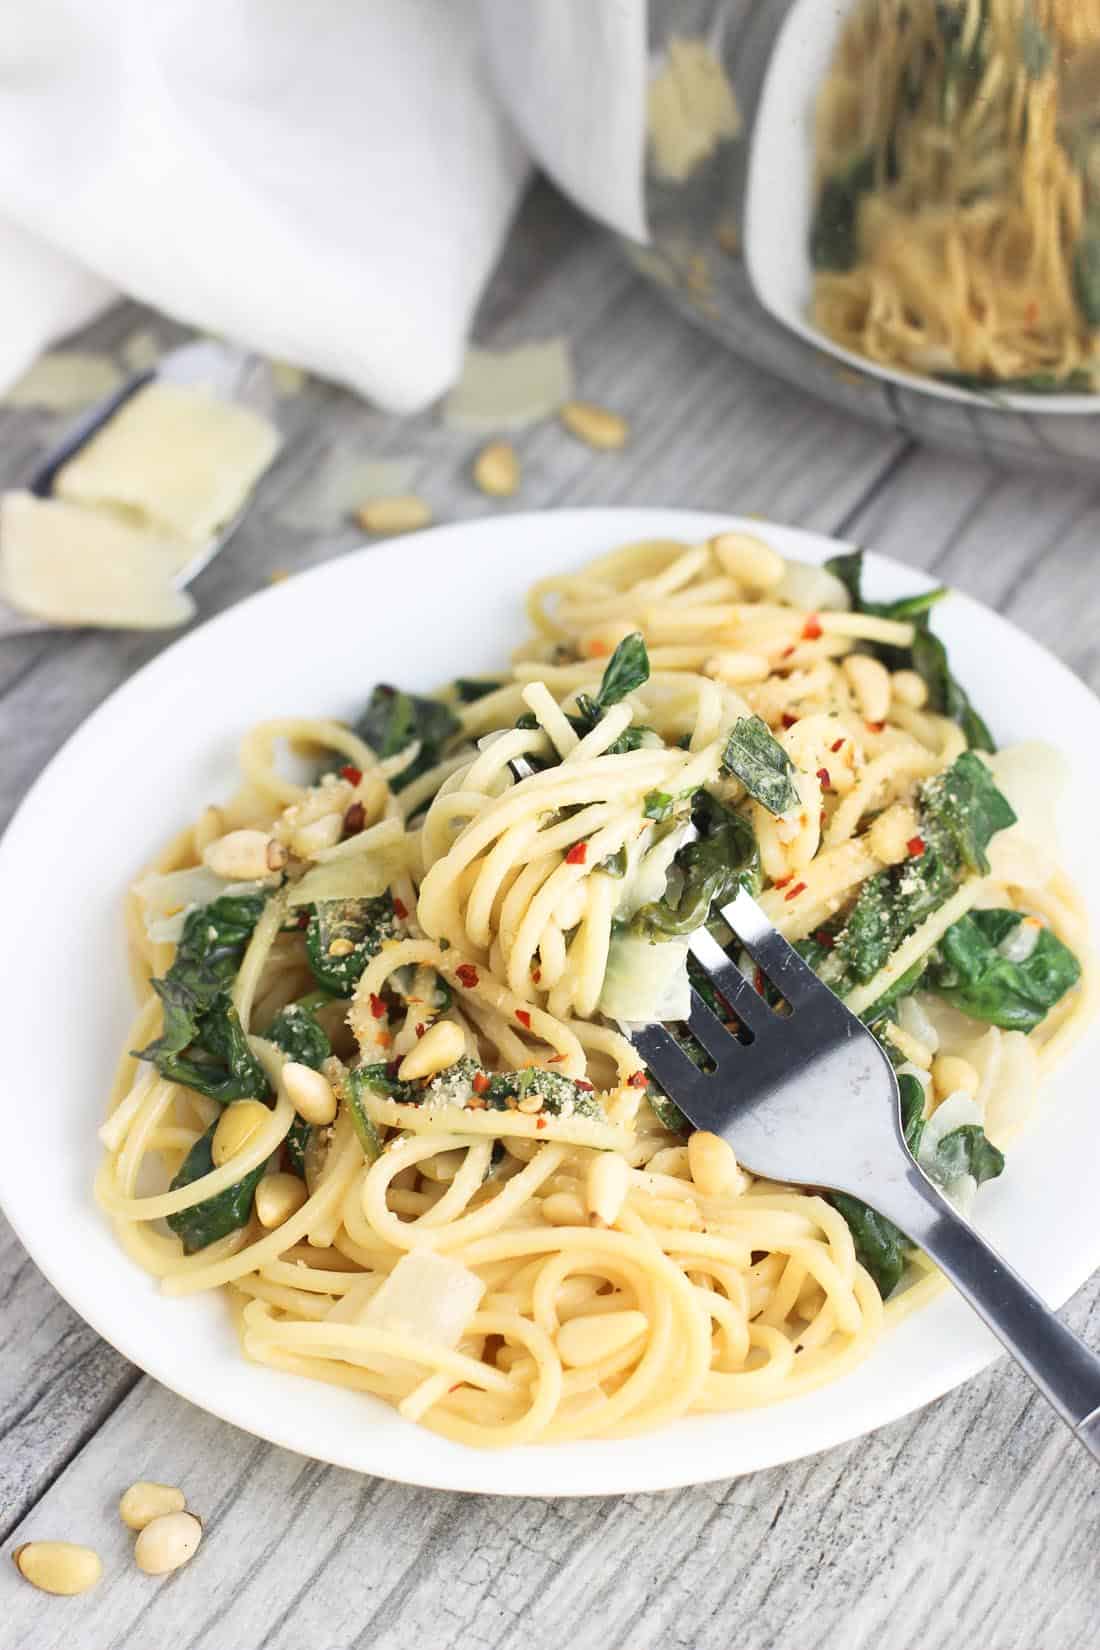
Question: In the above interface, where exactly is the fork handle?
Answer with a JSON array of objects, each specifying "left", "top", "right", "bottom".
[{"left": 872, "top": 1167, "right": 1100, "bottom": 1462}]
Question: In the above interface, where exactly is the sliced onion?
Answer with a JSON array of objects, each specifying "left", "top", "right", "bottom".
[{"left": 772, "top": 559, "right": 851, "bottom": 613}]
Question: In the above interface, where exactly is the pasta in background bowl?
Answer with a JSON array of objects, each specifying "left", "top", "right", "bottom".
[
  {"left": 745, "top": 0, "right": 1100, "bottom": 413},
  {"left": 2, "top": 509, "right": 1099, "bottom": 1494}
]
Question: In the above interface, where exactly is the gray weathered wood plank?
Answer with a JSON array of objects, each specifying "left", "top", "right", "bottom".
[{"left": 3, "top": 184, "right": 1099, "bottom": 1650}]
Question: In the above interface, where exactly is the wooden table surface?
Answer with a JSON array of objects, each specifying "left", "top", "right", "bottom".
[{"left": 2, "top": 186, "right": 1098, "bottom": 1650}]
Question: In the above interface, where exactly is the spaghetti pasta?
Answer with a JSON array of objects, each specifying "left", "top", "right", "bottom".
[
  {"left": 811, "top": 0, "right": 1100, "bottom": 392},
  {"left": 98, "top": 530, "right": 1094, "bottom": 1445}
]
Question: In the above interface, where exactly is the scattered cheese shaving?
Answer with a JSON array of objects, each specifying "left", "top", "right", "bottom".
[
  {"left": 327, "top": 1251, "right": 485, "bottom": 1378},
  {"left": 0, "top": 490, "right": 195, "bottom": 630},
  {"left": 442, "top": 339, "right": 573, "bottom": 431},
  {"left": 55, "top": 381, "right": 281, "bottom": 545},
  {"left": 1, "top": 352, "right": 124, "bottom": 411},
  {"left": 647, "top": 37, "right": 742, "bottom": 182}
]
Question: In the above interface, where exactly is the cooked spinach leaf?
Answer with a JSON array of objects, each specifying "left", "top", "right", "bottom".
[
  {"left": 828, "top": 1193, "right": 911, "bottom": 1298},
  {"left": 831, "top": 753, "right": 1015, "bottom": 990},
  {"left": 646, "top": 1081, "right": 690, "bottom": 1136},
  {"left": 590, "top": 632, "right": 650, "bottom": 712},
  {"left": 861, "top": 957, "right": 929, "bottom": 1027},
  {"left": 928, "top": 1124, "right": 1005, "bottom": 1187},
  {"left": 810, "top": 149, "right": 875, "bottom": 271},
  {"left": 633, "top": 791, "right": 759, "bottom": 938},
  {"left": 355, "top": 685, "right": 460, "bottom": 787},
  {"left": 721, "top": 716, "right": 799, "bottom": 815},
  {"left": 924, "top": 908, "right": 1080, "bottom": 1031},
  {"left": 148, "top": 995, "right": 269, "bottom": 1104},
  {"left": 824, "top": 548, "right": 993, "bottom": 752},
  {"left": 1073, "top": 219, "right": 1100, "bottom": 326},
  {"left": 453, "top": 677, "right": 503, "bottom": 703},
  {"left": 267, "top": 1001, "right": 333, "bottom": 1175},
  {"left": 305, "top": 894, "right": 398, "bottom": 996},
  {"left": 166, "top": 1121, "right": 266, "bottom": 1254},
  {"left": 346, "top": 1068, "right": 385, "bottom": 1161}
]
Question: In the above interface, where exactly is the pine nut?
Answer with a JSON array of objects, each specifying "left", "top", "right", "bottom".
[
  {"left": 580, "top": 620, "right": 637, "bottom": 659},
  {"left": 541, "top": 1191, "right": 586, "bottom": 1226},
  {"left": 14, "top": 1541, "right": 102, "bottom": 1596},
  {"left": 556, "top": 1309, "right": 648, "bottom": 1368},
  {"left": 203, "top": 829, "right": 285, "bottom": 881},
  {"left": 842, "top": 654, "right": 892, "bottom": 724},
  {"left": 472, "top": 441, "right": 520, "bottom": 497},
  {"left": 931, "top": 1054, "right": 980, "bottom": 1102},
  {"left": 586, "top": 1152, "right": 630, "bottom": 1226},
  {"left": 355, "top": 494, "right": 432, "bottom": 535},
  {"left": 119, "top": 1481, "right": 186, "bottom": 1532},
  {"left": 291, "top": 813, "right": 344, "bottom": 857},
  {"left": 704, "top": 650, "right": 771, "bottom": 684},
  {"left": 133, "top": 1511, "right": 203, "bottom": 1576},
  {"left": 559, "top": 400, "right": 629, "bottom": 451},
  {"left": 868, "top": 802, "right": 920, "bottom": 867},
  {"left": 891, "top": 669, "right": 929, "bottom": 709},
  {"left": 211, "top": 1099, "right": 271, "bottom": 1167},
  {"left": 396, "top": 1020, "right": 466, "bottom": 1082},
  {"left": 710, "top": 531, "right": 785, "bottom": 592},
  {"left": 282, "top": 1062, "right": 337, "bottom": 1126},
  {"left": 687, "top": 1130, "right": 742, "bottom": 1199},
  {"left": 255, "top": 1172, "right": 309, "bottom": 1229}
]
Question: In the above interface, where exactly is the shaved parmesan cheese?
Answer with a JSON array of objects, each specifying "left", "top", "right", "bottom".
[
  {"left": 647, "top": 38, "right": 742, "bottom": 183},
  {"left": 773, "top": 559, "right": 852, "bottom": 613},
  {"left": 56, "top": 381, "right": 280, "bottom": 545},
  {"left": 327, "top": 1250, "right": 485, "bottom": 1378},
  {"left": 442, "top": 340, "right": 573, "bottom": 431},
  {"left": 2, "top": 351, "right": 123, "bottom": 411},
  {"left": 0, "top": 491, "right": 194, "bottom": 629},
  {"left": 286, "top": 842, "right": 412, "bottom": 908},
  {"left": 275, "top": 451, "right": 417, "bottom": 532}
]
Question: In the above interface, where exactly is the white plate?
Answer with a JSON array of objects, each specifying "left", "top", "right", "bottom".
[
  {"left": 744, "top": 0, "right": 1100, "bottom": 417},
  {"left": 2, "top": 507, "right": 1099, "bottom": 1498}
]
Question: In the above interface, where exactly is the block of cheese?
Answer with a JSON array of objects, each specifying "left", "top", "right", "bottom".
[
  {"left": 56, "top": 381, "right": 280, "bottom": 545},
  {"left": 0, "top": 491, "right": 195, "bottom": 629}
]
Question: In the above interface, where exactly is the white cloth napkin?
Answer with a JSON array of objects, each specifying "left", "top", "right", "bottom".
[{"left": 0, "top": 0, "right": 647, "bottom": 413}]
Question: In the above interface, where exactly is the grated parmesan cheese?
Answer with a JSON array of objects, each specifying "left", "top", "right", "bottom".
[{"left": 442, "top": 340, "right": 573, "bottom": 432}]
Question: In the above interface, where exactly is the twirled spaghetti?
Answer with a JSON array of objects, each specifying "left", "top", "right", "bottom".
[{"left": 98, "top": 530, "right": 1094, "bottom": 1446}]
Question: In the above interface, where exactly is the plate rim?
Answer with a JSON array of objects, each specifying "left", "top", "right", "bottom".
[{"left": 2, "top": 504, "right": 1099, "bottom": 1498}]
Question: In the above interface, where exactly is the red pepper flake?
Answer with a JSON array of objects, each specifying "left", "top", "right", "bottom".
[
  {"left": 784, "top": 881, "right": 807, "bottom": 902},
  {"left": 627, "top": 1070, "right": 648, "bottom": 1088},
  {"left": 802, "top": 614, "right": 823, "bottom": 641},
  {"left": 774, "top": 874, "right": 793, "bottom": 889},
  {"left": 455, "top": 963, "right": 479, "bottom": 989},
  {"left": 814, "top": 929, "right": 835, "bottom": 949},
  {"left": 392, "top": 896, "right": 408, "bottom": 920},
  {"left": 907, "top": 835, "right": 926, "bottom": 858},
  {"left": 468, "top": 1096, "right": 487, "bottom": 1110},
  {"left": 385, "top": 1059, "right": 400, "bottom": 1078},
  {"left": 547, "top": 1054, "right": 564, "bottom": 1065},
  {"left": 515, "top": 1008, "right": 532, "bottom": 1029},
  {"left": 369, "top": 992, "right": 387, "bottom": 1020},
  {"left": 376, "top": 1031, "right": 392, "bottom": 1048},
  {"left": 415, "top": 1023, "right": 426, "bottom": 1039},
  {"left": 753, "top": 967, "right": 766, "bottom": 997},
  {"left": 472, "top": 1071, "right": 490, "bottom": 1095},
  {"left": 531, "top": 967, "right": 542, "bottom": 984},
  {"left": 820, "top": 809, "right": 827, "bottom": 827},
  {"left": 587, "top": 640, "right": 610, "bottom": 657},
  {"left": 1025, "top": 299, "right": 1039, "bottom": 327},
  {"left": 575, "top": 1079, "right": 594, "bottom": 1092},
  {"left": 296, "top": 911, "right": 310, "bottom": 930},
  {"left": 865, "top": 720, "right": 885, "bottom": 734},
  {"left": 565, "top": 842, "right": 587, "bottom": 866},
  {"left": 830, "top": 737, "right": 845, "bottom": 753},
  {"left": 339, "top": 765, "right": 363, "bottom": 785},
  {"left": 536, "top": 1117, "right": 547, "bottom": 1130},
  {"left": 781, "top": 645, "right": 796, "bottom": 660},
  {"left": 816, "top": 767, "right": 831, "bottom": 787},
  {"left": 781, "top": 712, "right": 798, "bottom": 729}
]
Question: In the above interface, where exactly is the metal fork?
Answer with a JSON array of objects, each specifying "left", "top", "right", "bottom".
[
  {"left": 0, "top": 340, "right": 277, "bottom": 639},
  {"left": 626, "top": 886, "right": 1100, "bottom": 1461}
]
